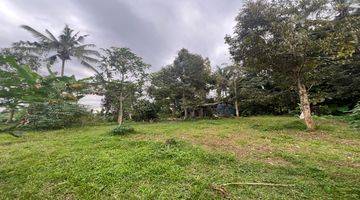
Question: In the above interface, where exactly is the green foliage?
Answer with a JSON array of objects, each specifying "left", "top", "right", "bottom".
[
  {"left": 310, "top": 58, "right": 360, "bottom": 114},
  {"left": 132, "top": 100, "right": 159, "bottom": 122},
  {"left": 24, "top": 102, "right": 90, "bottom": 130},
  {"left": 0, "top": 47, "right": 41, "bottom": 71},
  {"left": 110, "top": 124, "right": 135, "bottom": 135},
  {"left": 0, "top": 55, "right": 41, "bottom": 122},
  {"left": 97, "top": 47, "right": 149, "bottom": 123},
  {"left": 149, "top": 49, "right": 211, "bottom": 118},
  {"left": 1, "top": 56, "right": 90, "bottom": 104},
  {"left": 0, "top": 112, "right": 7, "bottom": 123},
  {"left": 1, "top": 55, "right": 94, "bottom": 128},
  {"left": 225, "top": 0, "right": 359, "bottom": 128},
  {"left": 215, "top": 103, "right": 235, "bottom": 117},
  {"left": 148, "top": 65, "right": 182, "bottom": 117},
  {"left": 350, "top": 102, "right": 360, "bottom": 129}
]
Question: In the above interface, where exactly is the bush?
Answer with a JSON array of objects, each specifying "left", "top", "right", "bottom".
[
  {"left": 0, "top": 112, "right": 7, "bottom": 123},
  {"left": 132, "top": 100, "right": 159, "bottom": 122},
  {"left": 24, "top": 102, "right": 90, "bottom": 130},
  {"left": 110, "top": 124, "right": 135, "bottom": 135},
  {"left": 216, "top": 103, "right": 235, "bottom": 117},
  {"left": 350, "top": 102, "right": 360, "bottom": 129}
]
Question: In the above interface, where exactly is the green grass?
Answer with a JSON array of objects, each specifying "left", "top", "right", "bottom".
[{"left": 0, "top": 116, "right": 359, "bottom": 199}]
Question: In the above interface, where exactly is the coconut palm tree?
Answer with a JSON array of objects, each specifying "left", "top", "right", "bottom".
[
  {"left": 20, "top": 25, "right": 100, "bottom": 76},
  {"left": 214, "top": 66, "right": 230, "bottom": 101}
]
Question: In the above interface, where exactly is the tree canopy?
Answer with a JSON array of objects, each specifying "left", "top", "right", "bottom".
[
  {"left": 225, "top": 0, "right": 359, "bottom": 129},
  {"left": 19, "top": 25, "right": 100, "bottom": 76}
]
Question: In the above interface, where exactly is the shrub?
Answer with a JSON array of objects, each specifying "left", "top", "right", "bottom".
[
  {"left": 24, "top": 102, "right": 90, "bottom": 130},
  {"left": 110, "top": 124, "right": 135, "bottom": 135},
  {"left": 216, "top": 103, "right": 235, "bottom": 117},
  {"left": 164, "top": 138, "right": 181, "bottom": 147},
  {"left": 0, "top": 112, "right": 7, "bottom": 123},
  {"left": 132, "top": 100, "right": 159, "bottom": 122},
  {"left": 350, "top": 102, "right": 360, "bottom": 129}
]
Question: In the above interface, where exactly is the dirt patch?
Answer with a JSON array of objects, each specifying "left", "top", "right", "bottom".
[
  {"left": 326, "top": 160, "right": 360, "bottom": 169},
  {"left": 182, "top": 133, "right": 250, "bottom": 158},
  {"left": 130, "top": 130, "right": 275, "bottom": 160},
  {"left": 178, "top": 134, "right": 292, "bottom": 166},
  {"left": 337, "top": 139, "right": 360, "bottom": 146}
]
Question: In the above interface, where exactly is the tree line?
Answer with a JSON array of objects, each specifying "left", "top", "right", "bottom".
[{"left": 1, "top": 0, "right": 359, "bottom": 131}]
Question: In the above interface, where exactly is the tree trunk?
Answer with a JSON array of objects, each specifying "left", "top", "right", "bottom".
[
  {"left": 235, "top": 100, "right": 240, "bottom": 117},
  {"left": 6, "top": 108, "right": 15, "bottom": 123},
  {"left": 233, "top": 78, "right": 240, "bottom": 117},
  {"left": 171, "top": 103, "right": 176, "bottom": 118},
  {"left": 128, "top": 104, "right": 133, "bottom": 120},
  {"left": 199, "top": 107, "right": 204, "bottom": 118},
  {"left": 61, "top": 59, "right": 66, "bottom": 77},
  {"left": 191, "top": 108, "right": 195, "bottom": 118},
  {"left": 184, "top": 107, "right": 188, "bottom": 119},
  {"left": 182, "top": 90, "right": 188, "bottom": 119},
  {"left": 117, "top": 93, "right": 123, "bottom": 125},
  {"left": 182, "top": 65, "right": 188, "bottom": 120},
  {"left": 297, "top": 80, "right": 315, "bottom": 130}
]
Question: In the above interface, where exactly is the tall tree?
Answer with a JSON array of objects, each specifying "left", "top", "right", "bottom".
[
  {"left": 20, "top": 25, "right": 99, "bottom": 76},
  {"left": 173, "top": 49, "right": 211, "bottom": 119},
  {"left": 213, "top": 64, "right": 244, "bottom": 117},
  {"left": 226, "top": 0, "right": 359, "bottom": 130},
  {"left": 149, "top": 49, "right": 211, "bottom": 119},
  {"left": 99, "top": 47, "right": 148, "bottom": 124},
  {"left": 148, "top": 65, "right": 182, "bottom": 117},
  {"left": 213, "top": 65, "right": 230, "bottom": 101},
  {"left": 227, "top": 64, "right": 243, "bottom": 117}
]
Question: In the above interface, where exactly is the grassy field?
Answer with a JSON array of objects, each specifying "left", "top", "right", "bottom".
[{"left": 0, "top": 116, "right": 359, "bottom": 199}]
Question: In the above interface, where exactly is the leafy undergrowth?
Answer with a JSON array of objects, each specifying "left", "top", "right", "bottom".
[{"left": 0, "top": 116, "right": 359, "bottom": 199}]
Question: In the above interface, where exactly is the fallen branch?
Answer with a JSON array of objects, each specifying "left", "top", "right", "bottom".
[{"left": 210, "top": 184, "right": 230, "bottom": 199}]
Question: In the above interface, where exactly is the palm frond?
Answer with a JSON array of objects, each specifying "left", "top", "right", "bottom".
[
  {"left": 67, "top": 31, "right": 79, "bottom": 44},
  {"left": 45, "top": 29, "right": 59, "bottom": 43},
  {"left": 73, "top": 45, "right": 100, "bottom": 58},
  {"left": 79, "top": 49, "right": 100, "bottom": 57},
  {"left": 21, "top": 25, "right": 52, "bottom": 42},
  {"left": 79, "top": 55, "right": 99, "bottom": 63},
  {"left": 77, "top": 44, "right": 96, "bottom": 48},
  {"left": 63, "top": 25, "right": 73, "bottom": 36},
  {"left": 47, "top": 55, "right": 58, "bottom": 65},
  {"left": 80, "top": 61, "right": 102, "bottom": 77},
  {"left": 77, "top": 35, "right": 89, "bottom": 43},
  {"left": 12, "top": 43, "right": 43, "bottom": 54}
]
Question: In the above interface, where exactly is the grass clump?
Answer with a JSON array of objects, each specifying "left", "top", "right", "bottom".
[
  {"left": 164, "top": 138, "right": 180, "bottom": 147},
  {"left": 350, "top": 102, "right": 360, "bottom": 130},
  {"left": 110, "top": 124, "right": 135, "bottom": 135}
]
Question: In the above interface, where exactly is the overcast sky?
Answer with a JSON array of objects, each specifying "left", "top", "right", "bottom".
[{"left": 0, "top": 0, "right": 243, "bottom": 109}]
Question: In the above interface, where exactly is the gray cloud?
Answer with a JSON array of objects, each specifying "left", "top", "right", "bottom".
[{"left": 0, "top": 0, "right": 244, "bottom": 107}]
